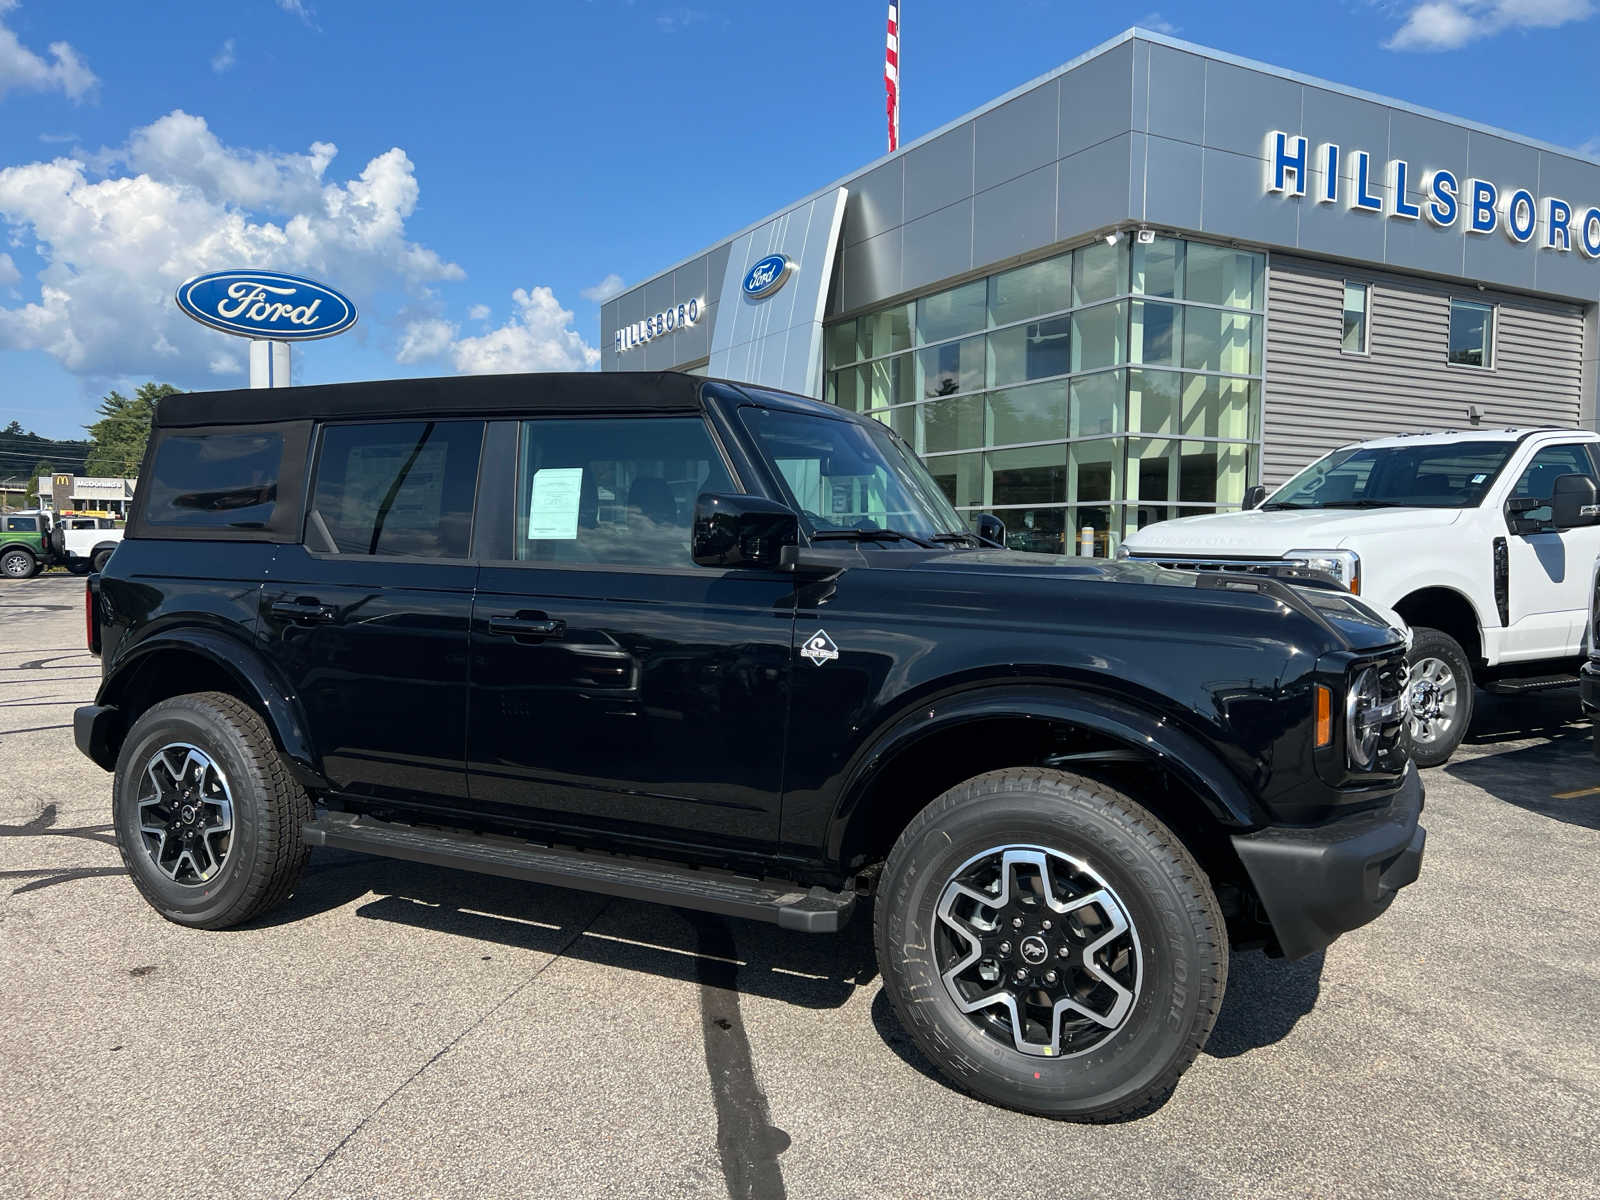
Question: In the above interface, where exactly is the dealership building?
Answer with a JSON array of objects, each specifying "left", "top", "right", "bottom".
[{"left": 600, "top": 27, "right": 1600, "bottom": 553}]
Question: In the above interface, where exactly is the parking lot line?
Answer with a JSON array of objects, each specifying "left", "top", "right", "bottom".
[{"left": 1550, "top": 784, "right": 1600, "bottom": 799}]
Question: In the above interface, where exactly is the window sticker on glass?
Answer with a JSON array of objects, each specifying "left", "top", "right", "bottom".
[
  {"left": 1470, "top": 473, "right": 1488, "bottom": 484},
  {"left": 529, "top": 467, "right": 583, "bottom": 539}
]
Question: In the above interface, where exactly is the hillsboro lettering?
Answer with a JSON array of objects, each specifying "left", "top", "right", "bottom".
[{"left": 1263, "top": 131, "right": 1600, "bottom": 257}]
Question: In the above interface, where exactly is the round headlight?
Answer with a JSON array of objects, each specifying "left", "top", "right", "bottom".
[{"left": 1346, "top": 666, "right": 1382, "bottom": 769}]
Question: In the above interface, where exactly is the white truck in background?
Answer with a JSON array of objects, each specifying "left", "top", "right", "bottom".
[{"left": 1122, "top": 428, "right": 1600, "bottom": 765}]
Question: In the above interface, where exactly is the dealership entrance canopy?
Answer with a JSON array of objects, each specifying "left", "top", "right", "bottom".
[{"left": 600, "top": 27, "right": 1600, "bottom": 555}]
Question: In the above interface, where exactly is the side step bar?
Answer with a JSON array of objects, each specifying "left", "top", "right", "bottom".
[
  {"left": 1483, "top": 675, "right": 1579, "bottom": 696},
  {"left": 302, "top": 811, "right": 856, "bottom": 933}
]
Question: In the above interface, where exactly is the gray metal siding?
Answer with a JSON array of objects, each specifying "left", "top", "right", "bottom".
[{"left": 1263, "top": 255, "right": 1588, "bottom": 485}]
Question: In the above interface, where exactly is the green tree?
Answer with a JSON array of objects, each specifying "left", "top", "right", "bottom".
[
  {"left": 24, "top": 461, "right": 54, "bottom": 504},
  {"left": 83, "top": 382, "right": 178, "bottom": 477}
]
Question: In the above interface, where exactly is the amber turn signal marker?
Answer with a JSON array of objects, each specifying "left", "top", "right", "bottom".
[{"left": 1315, "top": 684, "right": 1333, "bottom": 747}]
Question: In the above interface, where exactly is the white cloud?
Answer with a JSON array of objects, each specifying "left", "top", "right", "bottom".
[
  {"left": 448, "top": 287, "right": 599, "bottom": 373},
  {"left": 37, "top": 131, "right": 77, "bottom": 144},
  {"left": 0, "top": 109, "right": 463, "bottom": 384},
  {"left": 580, "top": 272, "right": 625, "bottom": 303},
  {"left": 0, "top": 251, "right": 17, "bottom": 288},
  {"left": 1578, "top": 136, "right": 1600, "bottom": 158},
  {"left": 467, "top": 303, "right": 490, "bottom": 320},
  {"left": 1136, "top": 11, "right": 1181, "bottom": 35},
  {"left": 211, "top": 38, "right": 236, "bottom": 74},
  {"left": 276, "top": 0, "right": 317, "bottom": 28},
  {"left": 1385, "top": 0, "right": 1594, "bottom": 50},
  {"left": 656, "top": 7, "right": 706, "bottom": 33},
  {"left": 395, "top": 316, "right": 456, "bottom": 364},
  {"left": 0, "top": 1, "right": 98, "bottom": 102}
]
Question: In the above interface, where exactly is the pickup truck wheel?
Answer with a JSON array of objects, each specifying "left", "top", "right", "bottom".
[
  {"left": 1406, "top": 628, "right": 1473, "bottom": 768},
  {"left": 875, "top": 768, "right": 1226, "bottom": 1121},
  {"left": 112, "top": 692, "right": 312, "bottom": 929},
  {"left": 66, "top": 559, "right": 91, "bottom": 576},
  {"left": 91, "top": 547, "right": 114, "bottom": 572},
  {"left": 1, "top": 548, "right": 34, "bottom": 578}
]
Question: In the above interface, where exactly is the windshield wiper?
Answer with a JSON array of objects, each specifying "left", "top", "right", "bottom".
[
  {"left": 930, "top": 531, "right": 982, "bottom": 547},
  {"left": 1314, "top": 500, "right": 1402, "bottom": 509},
  {"left": 812, "top": 528, "right": 938, "bottom": 548}
]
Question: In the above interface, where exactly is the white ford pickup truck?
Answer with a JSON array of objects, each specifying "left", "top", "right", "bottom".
[{"left": 1122, "top": 428, "right": 1600, "bottom": 765}]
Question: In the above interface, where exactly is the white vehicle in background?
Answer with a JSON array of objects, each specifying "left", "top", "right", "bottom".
[{"left": 1122, "top": 428, "right": 1600, "bottom": 766}]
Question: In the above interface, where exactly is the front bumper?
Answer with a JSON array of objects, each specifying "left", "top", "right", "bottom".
[
  {"left": 74, "top": 703, "right": 119, "bottom": 771},
  {"left": 1230, "top": 763, "right": 1425, "bottom": 960},
  {"left": 1580, "top": 661, "right": 1600, "bottom": 714}
]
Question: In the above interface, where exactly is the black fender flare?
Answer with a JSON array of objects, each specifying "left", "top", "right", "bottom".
[
  {"left": 825, "top": 683, "right": 1269, "bottom": 865},
  {"left": 96, "top": 626, "right": 327, "bottom": 788},
  {"left": 0, "top": 541, "right": 39, "bottom": 560}
]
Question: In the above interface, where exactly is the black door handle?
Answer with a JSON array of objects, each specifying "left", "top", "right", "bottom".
[
  {"left": 487, "top": 615, "right": 567, "bottom": 639},
  {"left": 270, "top": 598, "right": 337, "bottom": 624}
]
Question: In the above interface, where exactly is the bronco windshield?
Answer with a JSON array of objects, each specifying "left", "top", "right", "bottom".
[
  {"left": 1264, "top": 440, "right": 1517, "bottom": 510},
  {"left": 737, "top": 400, "right": 966, "bottom": 539}
]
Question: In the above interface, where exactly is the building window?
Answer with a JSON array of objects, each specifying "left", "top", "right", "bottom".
[
  {"left": 821, "top": 234, "right": 1266, "bottom": 555},
  {"left": 1449, "top": 299, "right": 1495, "bottom": 369},
  {"left": 1342, "top": 282, "right": 1369, "bottom": 354}
]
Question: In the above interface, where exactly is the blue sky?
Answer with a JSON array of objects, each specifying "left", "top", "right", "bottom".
[{"left": 1, "top": 0, "right": 1598, "bottom": 446}]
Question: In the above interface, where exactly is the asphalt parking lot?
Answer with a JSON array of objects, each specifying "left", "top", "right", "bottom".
[{"left": 2, "top": 571, "right": 1597, "bottom": 1200}]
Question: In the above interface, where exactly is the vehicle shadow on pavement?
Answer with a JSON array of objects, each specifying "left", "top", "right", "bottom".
[
  {"left": 259, "top": 849, "right": 881, "bottom": 1010},
  {"left": 1462, "top": 689, "right": 1586, "bottom": 748},
  {"left": 1444, "top": 733, "right": 1600, "bottom": 830}
]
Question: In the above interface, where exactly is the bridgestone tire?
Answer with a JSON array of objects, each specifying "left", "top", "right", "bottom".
[
  {"left": 875, "top": 768, "right": 1227, "bottom": 1121},
  {"left": 1, "top": 549, "right": 34, "bottom": 578},
  {"left": 1405, "top": 626, "right": 1474, "bottom": 768},
  {"left": 112, "top": 692, "right": 312, "bottom": 929}
]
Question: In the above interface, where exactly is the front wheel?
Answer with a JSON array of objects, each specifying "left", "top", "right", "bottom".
[
  {"left": 91, "top": 547, "right": 114, "bottom": 573},
  {"left": 1, "top": 548, "right": 35, "bottom": 578},
  {"left": 875, "top": 768, "right": 1226, "bottom": 1120},
  {"left": 1406, "top": 627, "right": 1474, "bottom": 767},
  {"left": 66, "top": 559, "right": 91, "bottom": 576}
]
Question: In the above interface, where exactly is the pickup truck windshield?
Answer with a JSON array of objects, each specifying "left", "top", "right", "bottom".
[
  {"left": 1264, "top": 441, "right": 1516, "bottom": 510},
  {"left": 739, "top": 402, "right": 967, "bottom": 538}
]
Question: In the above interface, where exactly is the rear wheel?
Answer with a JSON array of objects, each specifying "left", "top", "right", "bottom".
[
  {"left": 1406, "top": 627, "right": 1473, "bottom": 767},
  {"left": 91, "top": 547, "right": 114, "bottom": 573},
  {"left": 66, "top": 559, "right": 91, "bottom": 576},
  {"left": 1, "top": 548, "right": 35, "bottom": 578},
  {"left": 112, "top": 692, "right": 312, "bottom": 929},
  {"left": 875, "top": 768, "right": 1226, "bottom": 1120}
]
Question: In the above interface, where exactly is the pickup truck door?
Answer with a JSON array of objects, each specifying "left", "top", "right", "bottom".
[
  {"left": 1499, "top": 441, "right": 1600, "bottom": 661},
  {"left": 465, "top": 416, "right": 793, "bottom": 857}
]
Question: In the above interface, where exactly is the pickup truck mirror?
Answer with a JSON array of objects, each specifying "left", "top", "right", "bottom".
[
  {"left": 974, "top": 513, "right": 1006, "bottom": 547},
  {"left": 1550, "top": 473, "right": 1599, "bottom": 531},
  {"left": 1242, "top": 485, "right": 1269, "bottom": 511},
  {"left": 691, "top": 493, "right": 798, "bottom": 569}
]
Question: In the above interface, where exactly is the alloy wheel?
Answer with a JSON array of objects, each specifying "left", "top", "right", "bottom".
[
  {"left": 136, "top": 743, "right": 235, "bottom": 885},
  {"left": 1407, "top": 656, "right": 1460, "bottom": 748},
  {"left": 934, "top": 845, "right": 1142, "bottom": 1058}
]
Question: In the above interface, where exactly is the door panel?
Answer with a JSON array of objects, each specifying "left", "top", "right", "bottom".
[
  {"left": 1501, "top": 443, "right": 1600, "bottom": 660},
  {"left": 465, "top": 413, "right": 793, "bottom": 855},
  {"left": 261, "top": 419, "right": 483, "bottom": 805}
]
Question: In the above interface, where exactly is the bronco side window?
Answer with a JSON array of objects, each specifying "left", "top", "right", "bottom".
[
  {"left": 307, "top": 421, "right": 483, "bottom": 558},
  {"left": 139, "top": 429, "right": 288, "bottom": 533},
  {"left": 509, "top": 417, "right": 734, "bottom": 568}
]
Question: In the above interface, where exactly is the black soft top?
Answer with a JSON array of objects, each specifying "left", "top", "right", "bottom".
[{"left": 153, "top": 371, "right": 713, "bottom": 429}]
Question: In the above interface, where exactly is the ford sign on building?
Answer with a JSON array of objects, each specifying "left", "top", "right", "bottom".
[
  {"left": 601, "top": 26, "right": 1600, "bottom": 557},
  {"left": 175, "top": 270, "right": 359, "bottom": 341}
]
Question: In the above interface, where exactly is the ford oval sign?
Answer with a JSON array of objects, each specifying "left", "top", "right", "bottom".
[
  {"left": 174, "top": 270, "right": 358, "bottom": 341},
  {"left": 742, "top": 254, "right": 794, "bottom": 300}
]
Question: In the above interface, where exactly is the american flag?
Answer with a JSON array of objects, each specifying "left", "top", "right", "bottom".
[{"left": 885, "top": 2, "right": 900, "bottom": 152}]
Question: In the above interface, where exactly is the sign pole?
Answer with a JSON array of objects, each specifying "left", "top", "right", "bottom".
[{"left": 248, "top": 339, "right": 292, "bottom": 388}]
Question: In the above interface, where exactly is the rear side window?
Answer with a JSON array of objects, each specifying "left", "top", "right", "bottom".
[
  {"left": 4, "top": 516, "right": 37, "bottom": 532},
  {"left": 141, "top": 431, "right": 286, "bottom": 530},
  {"left": 308, "top": 420, "right": 483, "bottom": 558}
]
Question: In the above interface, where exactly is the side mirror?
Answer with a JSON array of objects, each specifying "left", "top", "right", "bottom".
[
  {"left": 974, "top": 513, "right": 1006, "bottom": 547},
  {"left": 1551, "top": 473, "right": 1599, "bottom": 531},
  {"left": 692, "top": 493, "right": 798, "bottom": 569},
  {"left": 1242, "top": 485, "right": 1269, "bottom": 511}
]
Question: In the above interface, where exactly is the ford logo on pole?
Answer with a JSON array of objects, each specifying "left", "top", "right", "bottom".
[
  {"left": 174, "top": 270, "right": 358, "bottom": 341},
  {"left": 742, "top": 254, "right": 795, "bottom": 300}
]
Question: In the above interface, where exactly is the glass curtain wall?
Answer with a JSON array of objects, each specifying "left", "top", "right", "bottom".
[{"left": 823, "top": 236, "right": 1265, "bottom": 555}]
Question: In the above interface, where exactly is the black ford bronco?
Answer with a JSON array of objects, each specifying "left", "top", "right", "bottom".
[{"left": 75, "top": 372, "right": 1424, "bottom": 1119}]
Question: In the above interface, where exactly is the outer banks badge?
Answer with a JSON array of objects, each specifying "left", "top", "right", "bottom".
[{"left": 801, "top": 629, "right": 840, "bottom": 666}]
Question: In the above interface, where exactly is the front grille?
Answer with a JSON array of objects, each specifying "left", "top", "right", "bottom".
[{"left": 1128, "top": 554, "right": 1298, "bottom": 575}]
